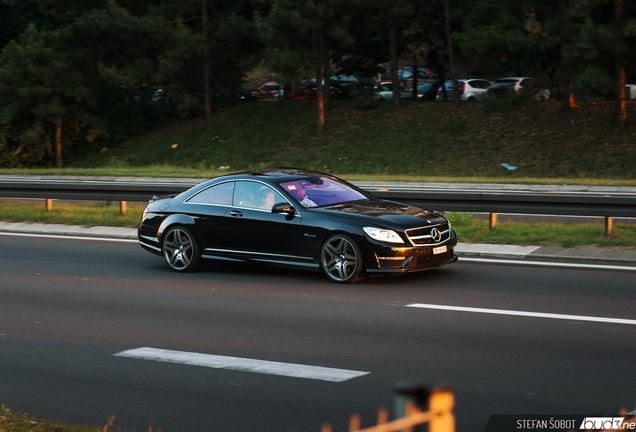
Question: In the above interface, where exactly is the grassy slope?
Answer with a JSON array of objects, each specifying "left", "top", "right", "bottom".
[{"left": 59, "top": 98, "right": 636, "bottom": 182}]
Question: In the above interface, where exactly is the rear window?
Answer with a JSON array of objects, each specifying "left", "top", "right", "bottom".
[{"left": 187, "top": 181, "right": 234, "bottom": 205}]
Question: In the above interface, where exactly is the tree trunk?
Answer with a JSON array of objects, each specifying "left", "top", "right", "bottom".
[
  {"left": 615, "top": 0, "right": 626, "bottom": 130},
  {"left": 323, "top": 43, "right": 331, "bottom": 110},
  {"left": 561, "top": 69, "right": 575, "bottom": 110},
  {"left": 438, "top": 65, "right": 447, "bottom": 101},
  {"left": 55, "top": 121, "right": 63, "bottom": 168},
  {"left": 389, "top": 20, "right": 400, "bottom": 106},
  {"left": 444, "top": 0, "right": 460, "bottom": 105},
  {"left": 411, "top": 57, "right": 418, "bottom": 101},
  {"left": 203, "top": 0, "right": 213, "bottom": 133},
  {"left": 314, "top": 29, "right": 325, "bottom": 134}
]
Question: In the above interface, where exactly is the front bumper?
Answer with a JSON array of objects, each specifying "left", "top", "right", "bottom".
[{"left": 362, "top": 230, "right": 458, "bottom": 275}]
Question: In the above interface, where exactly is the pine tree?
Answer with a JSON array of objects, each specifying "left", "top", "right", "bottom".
[{"left": 0, "top": 23, "right": 92, "bottom": 167}]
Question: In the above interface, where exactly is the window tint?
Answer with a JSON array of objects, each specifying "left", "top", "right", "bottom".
[
  {"left": 234, "top": 181, "right": 286, "bottom": 210},
  {"left": 280, "top": 177, "right": 368, "bottom": 207},
  {"left": 188, "top": 181, "right": 234, "bottom": 205}
]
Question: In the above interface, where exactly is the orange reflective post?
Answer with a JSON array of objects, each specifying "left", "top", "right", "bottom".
[
  {"left": 428, "top": 390, "right": 455, "bottom": 432},
  {"left": 349, "top": 413, "right": 361, "bottom": 432},
  {"left": 489, "top": 213, "right": 497, "bottom": 230},
  {"left": 45, "top": 199, "right": 53, "bottom": 212}
]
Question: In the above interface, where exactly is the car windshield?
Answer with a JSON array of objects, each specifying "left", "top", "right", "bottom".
[
  {"left": 417, "top": 84, "right": 433, "bottom": 91},
  {"left": 280, "top": 177, "right": 368, "bottom": 208}
]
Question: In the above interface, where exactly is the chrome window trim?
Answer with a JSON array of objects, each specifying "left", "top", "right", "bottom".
[{"left": 183, "top": 179, "right": 301, "bottom": 216}]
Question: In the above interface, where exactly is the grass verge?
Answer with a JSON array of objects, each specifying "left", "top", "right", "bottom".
[
  {"left": 1, "top": 201, "right": 634, "bottom": 249},
  {"left": 0, "top": 405, "right": 129, "bottom": 432},
  {"left": 2, "top": 166, "right": 636, "bottom": 186},
  {"left": 446, "top": 212, "right": 636, "bottom": 249},
  {"left": 0, "top": 200, "right": 145, "bottom": 227}
]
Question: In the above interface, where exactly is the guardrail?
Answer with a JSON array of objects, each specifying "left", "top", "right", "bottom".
[
  {"left": 322, "top": 386, "right": 454, "bottom": 432},
  {"left": 1, "top": 176, "right": 635, "bottom": 234}
]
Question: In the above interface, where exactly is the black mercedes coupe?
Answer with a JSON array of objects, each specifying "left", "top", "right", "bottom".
[{"left": 138, "top": 168, "right": 457, "bottom": 283}]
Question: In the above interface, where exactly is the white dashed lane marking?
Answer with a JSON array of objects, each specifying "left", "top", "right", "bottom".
[
  {"left": 406, "top": 304, "right": 636, "bottom": 326},
  {"left": 114, "top": 347, "right": 370, "bottom": 382}
]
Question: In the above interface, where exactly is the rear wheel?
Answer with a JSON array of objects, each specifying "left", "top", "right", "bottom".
[
  {"left": 320, "top": 234, "right": 365, "bottom": 283},
  {"left": 162, "top": 226, "right": 200, "bottom": 272}
]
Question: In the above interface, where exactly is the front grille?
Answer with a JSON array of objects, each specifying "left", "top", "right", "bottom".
[
  {"left": 406, "top": 251, "right": 453, "bottom": 268},
  {"left": 406, "top": 223, "right": 450, "bottom": 245}
]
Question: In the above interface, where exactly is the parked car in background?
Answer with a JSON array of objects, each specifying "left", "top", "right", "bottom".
[
  {"left": 436, "top": 79, "right": 492, "bottom": 101},
  {"left": 238, "top": 89, "right": 262, "bottom": 102},
  {"left": 375, "top": 83, "right": 406, "bottom": 101},
  {"left": 487, "top": 77, "right": 550, "bottom": 100},
  {"left": 252, "top": 81, "right": 281, "bottom": 98},
  {"left": 291, "top": 86, "right": 316, "bottom": 100},
  {"left": 401, "top": 80, "right": 440, "bottom": 101},
  {"left": 384, "top": 68, "right": 435, "bottom": 86}
]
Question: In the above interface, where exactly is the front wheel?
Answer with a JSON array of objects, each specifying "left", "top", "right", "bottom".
[
  {"left": 320, "top": 234, "right": 365, "bottom": 283},
  {"left": 162, "top": 226, "right": 200, "bottom": 272}
]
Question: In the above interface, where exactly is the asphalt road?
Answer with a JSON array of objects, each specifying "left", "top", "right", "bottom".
[{"left": 1, "top": 235, "right": 634, "bottom": 432}]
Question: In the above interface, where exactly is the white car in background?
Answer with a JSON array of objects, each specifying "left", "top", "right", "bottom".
[
  {"left": 436, "top": 79, "right": 492, "bottom": 101},
  {"left": 487, "top": 77, "right": 551, "bottom": 100}
]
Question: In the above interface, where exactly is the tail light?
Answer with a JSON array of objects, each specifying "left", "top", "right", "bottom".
[
  {"left": 142, "top": 206, "right": 150, "bottom": 220},
  {"left": 459, "top": 83, "right": 466, "bottom": 95}
]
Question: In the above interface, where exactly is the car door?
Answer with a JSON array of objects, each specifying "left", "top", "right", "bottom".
[
  {"left": 183, "top": 181, "right": 235, "bottom": 251},
  {"left": 224, "top": 180, "right": 307, "bottom": 262}
]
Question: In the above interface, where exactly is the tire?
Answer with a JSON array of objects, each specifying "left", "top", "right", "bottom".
[
  {"left": 320, "top": 234, "right": 365, "bottom": 284},
  {"left": 162, "top": 226, "right": 201, "bottom": 272}
]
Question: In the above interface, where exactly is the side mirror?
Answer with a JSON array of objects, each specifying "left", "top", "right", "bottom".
[{"left": 272, "top": 203, "right": 295, "bottom": 215}]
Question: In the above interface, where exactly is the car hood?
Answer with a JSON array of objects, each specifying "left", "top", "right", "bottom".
[{"left": 314, "top": 199, "right": 446, "bottom": 229}]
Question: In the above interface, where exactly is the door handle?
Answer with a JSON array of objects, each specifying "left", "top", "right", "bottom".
[{"left": 230, "top": 210, "right": 243, "bottom": 217}]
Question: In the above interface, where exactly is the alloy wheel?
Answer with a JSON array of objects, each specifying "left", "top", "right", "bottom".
[
  {"left": 163, "top": 227, "right": 197, "bottom": 271},
  {"left": 321, "top": 235, "right": 362, "bottom": 283}
]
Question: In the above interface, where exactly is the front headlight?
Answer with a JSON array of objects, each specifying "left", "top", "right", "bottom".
[{"left": 363, "top": 227, "right": 404, "bottom": 244}]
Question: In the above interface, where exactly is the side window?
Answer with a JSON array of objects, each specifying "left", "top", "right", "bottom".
[
  {"left": 234, "top": 181, "right": 286, "bottom": 211},
  {"left": 187, "top": 182, "right": 234, "bottom": 205}
]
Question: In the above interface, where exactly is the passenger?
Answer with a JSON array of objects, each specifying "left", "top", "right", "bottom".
[{"left": 259, "top": 189, "right": 276, "bottom": 210}]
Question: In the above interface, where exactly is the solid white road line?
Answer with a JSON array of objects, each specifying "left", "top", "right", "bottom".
[
  {"left": 114, "top": 347, "right": 369, "bottom": 382},
  {"left": 0, "top": 232, "right": 137, "bottom": 243},
  {"left": 406, "top": 303, "right": 636, "bottom": 326},
  {"left": 460, "top": 257, "right": 636, "bottom": 271}
]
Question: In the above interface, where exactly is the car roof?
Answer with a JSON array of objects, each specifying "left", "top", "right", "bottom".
[{"left": 208, "top": 168, "right": 340, "bottom": 185}]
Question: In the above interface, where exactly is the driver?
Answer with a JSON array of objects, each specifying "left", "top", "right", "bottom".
[{"left": 286, "top": 183, "right": 316, "bottom": 207}]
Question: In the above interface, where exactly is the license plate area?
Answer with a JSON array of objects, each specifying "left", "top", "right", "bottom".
[{"left": 433, "top": 245, "right": 447, "bottom": 255}]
